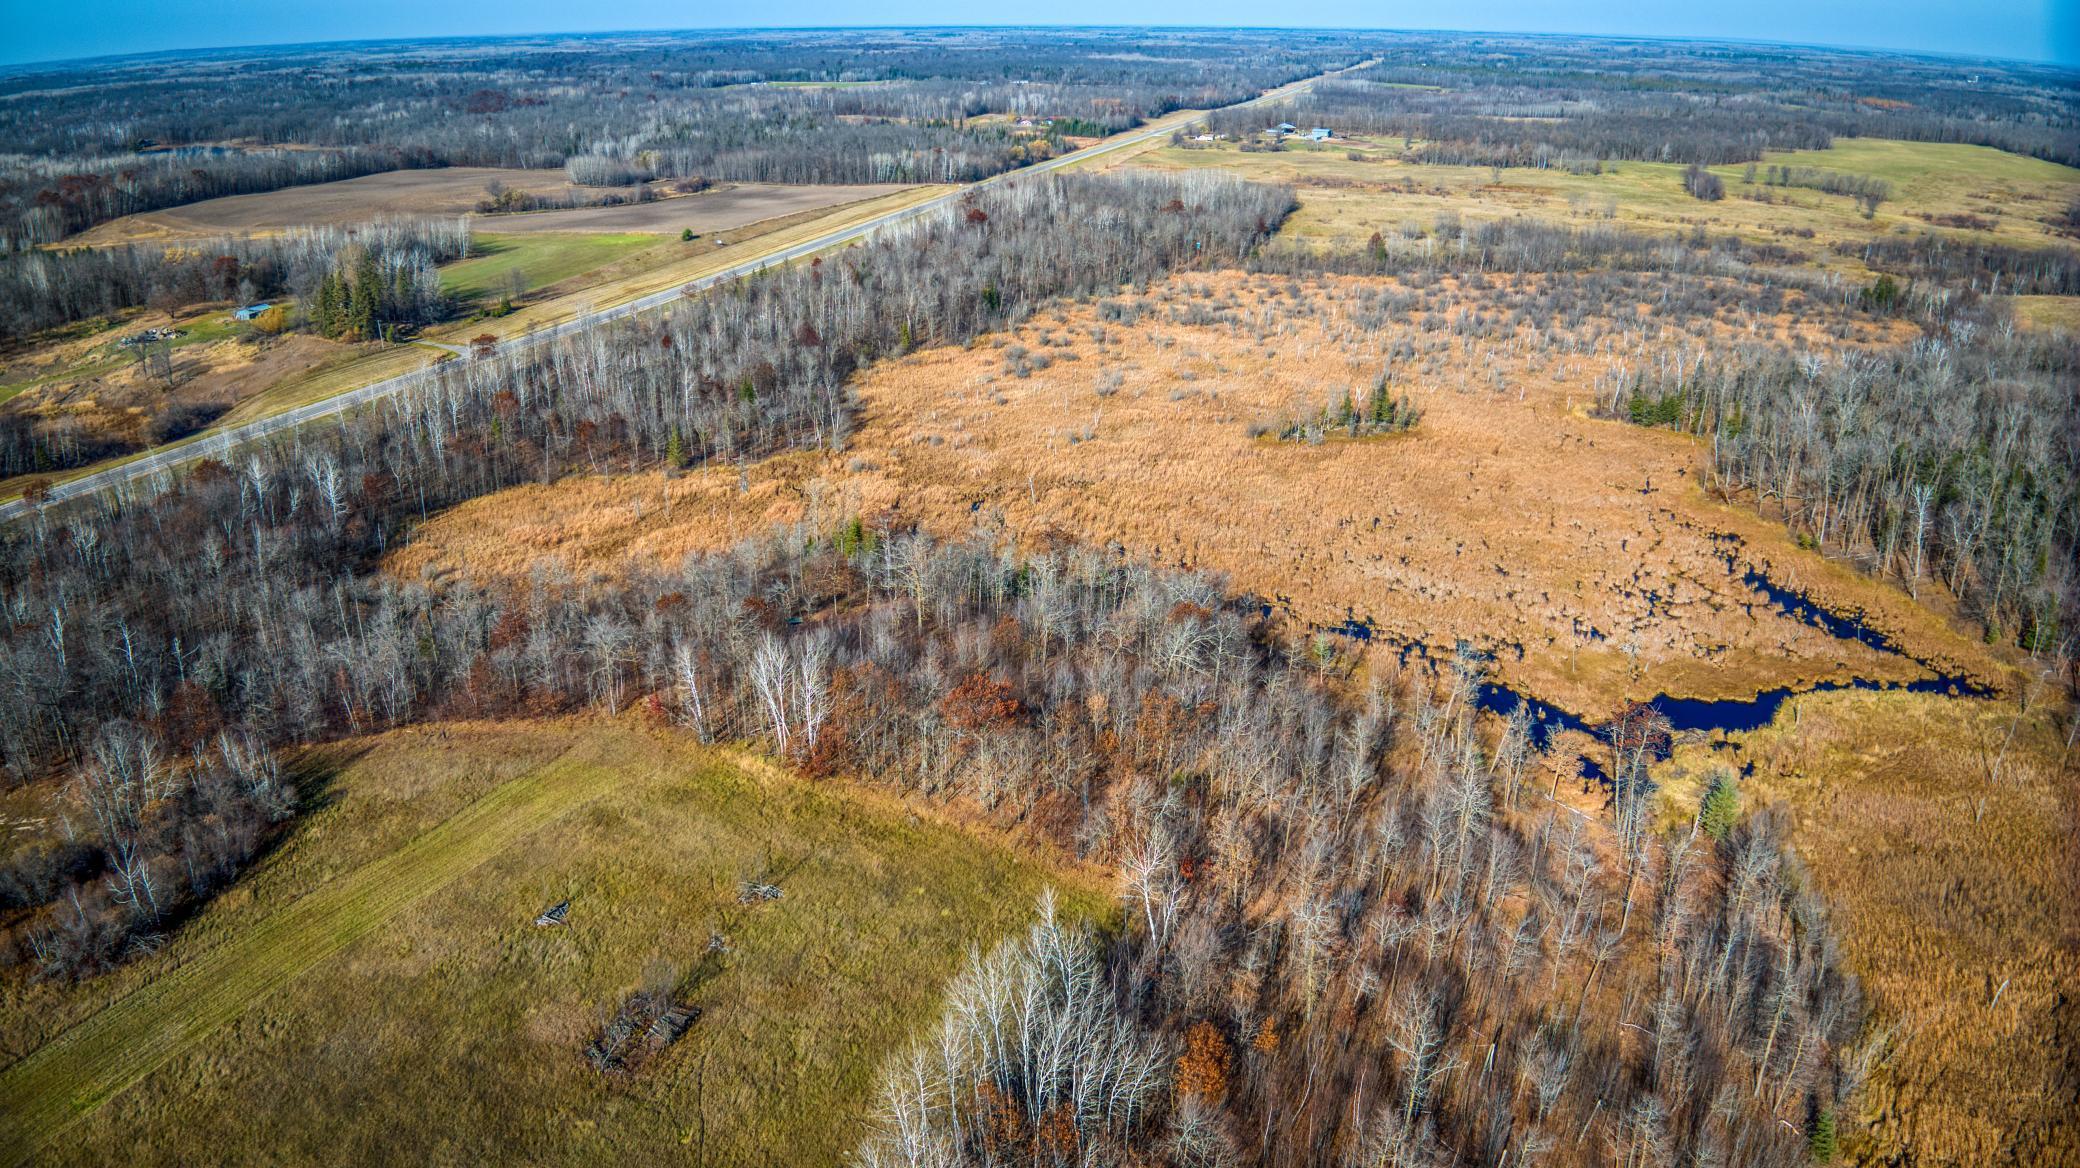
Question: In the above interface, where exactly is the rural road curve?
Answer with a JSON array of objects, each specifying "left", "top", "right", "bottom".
[{"left": 0, "top": 62, "right": 1365, "bottom": 524}]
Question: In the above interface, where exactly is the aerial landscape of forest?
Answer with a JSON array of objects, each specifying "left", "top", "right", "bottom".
[{"left": 0, "top": 16, "right": 2073, "bottom": 1168}]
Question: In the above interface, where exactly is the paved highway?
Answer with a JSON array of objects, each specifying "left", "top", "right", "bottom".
[{"left": 0, "top": 62, "right": 1364, "bottom": 522}]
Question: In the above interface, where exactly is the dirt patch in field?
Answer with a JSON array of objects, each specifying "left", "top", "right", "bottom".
[
  {"left": 71, "top": 172, "right": 924, "bottom": 245},
  {"left": 70, "top": 169, "right": 578, "bottom": 243},
  {"left": 392, "top": 270, "right": 2002, "bottom": 715}
]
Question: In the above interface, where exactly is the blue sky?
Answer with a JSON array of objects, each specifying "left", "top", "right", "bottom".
[{"left": 7, "top": 1, "right": 2075, "bottom": 68}]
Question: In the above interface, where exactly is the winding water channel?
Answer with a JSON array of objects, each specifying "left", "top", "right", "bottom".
[{"left": 1288, "top": 562, "right": 1993, "bottom": 767}]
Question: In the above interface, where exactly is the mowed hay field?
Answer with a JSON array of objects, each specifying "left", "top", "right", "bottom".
[
  {"left": 392, "top": 270, "right": 2004, "bottom": 715},
  {"left": 439, "top": 232, "right": 666, "bottom": 301},
  {"left": 69, "top": 170, "right": 925, "bottom": 245},
  {"left": 1664, "top": 689, "right": 2080, "bottom": 1167},
  {"left": 0, "top": 719, "right": 1103, "bottom": 1168}
]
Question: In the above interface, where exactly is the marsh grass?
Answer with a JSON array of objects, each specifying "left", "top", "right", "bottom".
[
  {"left": 390, "top": 271, "right": 2000, "bottom": 715},
  {"left": 1664, "top": 688, "right": 2078, "bottom": 1167}
]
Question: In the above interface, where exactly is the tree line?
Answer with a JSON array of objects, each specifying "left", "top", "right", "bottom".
[
  {"left": 0, "top": 147, "right": 431, "bottom": 252},
  {"left": 0, "top": 217, "right": 469, "bottom": 347},
  {"left": 1832, "top": 235, "right": 2080, "bottom": 297},
  {"left": 0, "top": 29, "right": 1357, "bottom": 250},
  {"left": 1611, "top": 322, "right": 2078, "bottom": 655}
]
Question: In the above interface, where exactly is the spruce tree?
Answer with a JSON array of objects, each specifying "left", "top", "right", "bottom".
[
  {"left": 1700, "top": 771, "right": 1741, "bottom": 840},
  {"left": 1809, "top": 1110, "right": 1838, "bottom": 1163}
]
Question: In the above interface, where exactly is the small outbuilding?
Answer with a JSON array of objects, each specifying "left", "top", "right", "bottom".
[{"left": 233, "top": 303, "right": 273, "bottom": 322}]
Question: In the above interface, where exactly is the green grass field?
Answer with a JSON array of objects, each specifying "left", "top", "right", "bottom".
[
  {"left": 440, "top": 232, "right": 664, "bottom": 302},
  {"left": 2013, "top": 293, "right": 2080, "bottom": 333},
  {"left": 0, "top": 719, "right": 1104, "bottom": 1167},
  {"left": 1125, "top": 136, "right": 2080, "bottom": 271}
]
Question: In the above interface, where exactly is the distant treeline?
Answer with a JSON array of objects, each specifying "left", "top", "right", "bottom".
[
  {"left": 0, "top": 29, "right": 1356, "bottom": 249},
  {"left": 1205, "top": 34, "right": 2077, "bottom": 170},
  {"left": 0, "top": 147, "right": 432, "bottom": 252},
  {"left": 1833, "top": 234, "right": 2080, "bottom": 296}
]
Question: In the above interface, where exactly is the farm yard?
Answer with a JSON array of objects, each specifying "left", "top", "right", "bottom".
[{"left": 0, "top": 720, "right": 1104, "bottom": 1167}]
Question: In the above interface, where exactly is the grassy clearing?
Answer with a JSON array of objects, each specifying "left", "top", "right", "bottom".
[
  {"left": 1661, "top": 688, "right": 2079, "bottom": 1167},
  {"left": 1757, "top": 137, "right": 2078, "bottom": 207},
  {"left": 0, "top": 719, "right": 1103, "bottom": 1167},
  {"left": 1117, "top": 137, "right": 2080, "bottom": 269},
  {"left": 440, "top": 232, "right": 664, "bottom": 302},
  {"left": 2012, "top": 293, "right": 2080, "bottom": 333},
  {"left": 1, "top": 309, "right": 245, "bottom": 397}
]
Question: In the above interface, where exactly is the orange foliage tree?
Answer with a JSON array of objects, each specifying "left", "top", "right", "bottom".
[{"left": 1176, "top": 1020, "right": 1231, "bottom": 1102}]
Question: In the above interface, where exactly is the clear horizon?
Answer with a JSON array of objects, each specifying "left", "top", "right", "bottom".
[{"left": 8, "top": 4, "right": 2077, "bottom": 71}]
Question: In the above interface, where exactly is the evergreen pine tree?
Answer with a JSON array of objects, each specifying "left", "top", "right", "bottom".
[
  {"left": 1700, "top": 771, "right": 1741, "bottom": 840},
  {"left": 1809, "top": 1110, "right": 1838, "bottom": 1163},
  {"left": 346, "top": 249, "right": 379, "bottom": 341}
]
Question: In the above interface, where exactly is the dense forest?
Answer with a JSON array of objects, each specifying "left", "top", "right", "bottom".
[
  {"left": 0, "top": 168, "right": 1866, "bottom": 1166},
  {"left": 1206, "top": 35, "right": 2078, "bottom": 170}
]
